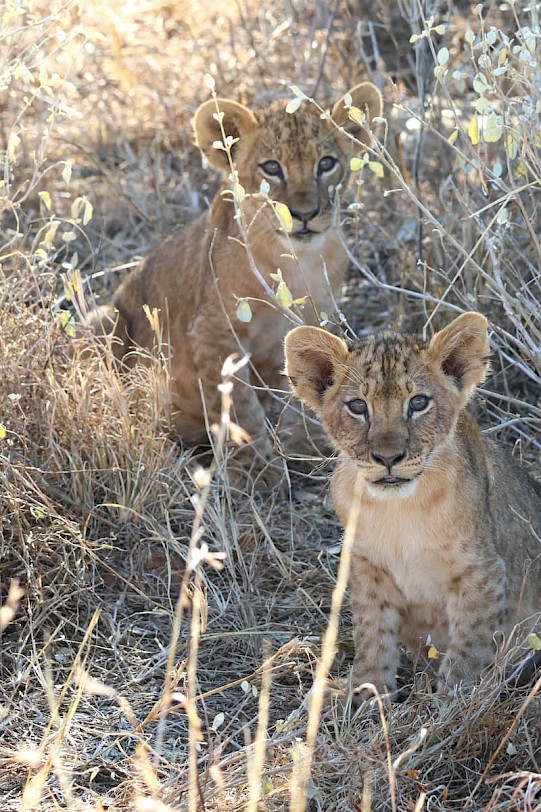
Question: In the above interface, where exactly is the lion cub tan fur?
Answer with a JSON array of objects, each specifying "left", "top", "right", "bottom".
[
  {"left": 90, "top": 83, "right": 382, "bottom": 474},
  {"left": 285, "top": 313, "right": 541, "bottom": 690}
]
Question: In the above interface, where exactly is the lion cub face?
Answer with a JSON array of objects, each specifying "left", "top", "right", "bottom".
[
  {"left": 193, "top": 83, "right": 382, "bottom": 241},
  {"left": 285, "top": 314, "right": 490, "bottom": 499}
]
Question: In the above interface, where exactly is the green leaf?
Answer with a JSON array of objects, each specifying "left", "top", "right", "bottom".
[
  {"left": 286, "top": 96, "right": 304, "bottom": 115},
  {"left": 290, "top": 85, "right": 306, "bottom": 98},
  {"left": 496, "top": 207, "right": 508, "bottom": 225},
  {"left": 211, "top": 712, "right": 224, "bottom": 731},
  {"left": 350, "top": 157, "right": 363, "bottom": 171},
  {"left": 437, "top": 47, "right": 449, "bottom": 65},
  {"left": 236, "top": 299, "right": 252, "bottom": 323},
  {"left": 473, "top": 73, "right": 488, "bottom": 95},
  {"left": 475, "top": 96, "right": 491, "bottom": 114},
  {"left": 484, "top": 112, "right": 503, "bottom": 143}
]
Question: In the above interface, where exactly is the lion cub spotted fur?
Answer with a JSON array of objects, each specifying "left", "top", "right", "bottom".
[
  {"left": 90, "top": 83, "right": 382, "bottom": 477},
  {"left": 285, "top": 313, "right": 541, "bottom": 691}
]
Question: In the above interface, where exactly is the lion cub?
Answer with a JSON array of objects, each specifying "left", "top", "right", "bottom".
[
  {"left": 285, "top": 313, "right": 541, "bottom": 691},
  {"left": 90, "top": 83, "right": 382, "bottom": 478}
]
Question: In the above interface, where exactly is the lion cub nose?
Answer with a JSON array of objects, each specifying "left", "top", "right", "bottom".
[
  {"left": 371, "top": 450, "right": 406, "bottom": 469},
  {"left": 290, "top": 207, "right": 320, "bottom": 224}
]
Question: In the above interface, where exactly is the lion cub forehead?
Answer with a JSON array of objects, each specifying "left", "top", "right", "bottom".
[
  {"left": 347, "top": 331, "right": 428, "bottom": 393},
  {"left": 256, "top": 104, "right": 335, "bottom": 152}
]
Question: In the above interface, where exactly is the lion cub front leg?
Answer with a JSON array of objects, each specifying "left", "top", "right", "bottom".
[
  {"left": 439, "top": 558, "right": 507, "bottom": 690},
  {"left": 350, "top": 553, "right": 405, "bottom": 694},
  {"left": 188, "top": 322, "right": 279, "bottom": 480}
]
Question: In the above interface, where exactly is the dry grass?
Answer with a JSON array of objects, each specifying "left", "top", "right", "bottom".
[{"left": 1, "top": 1, "right": 540, "bottom": 810}]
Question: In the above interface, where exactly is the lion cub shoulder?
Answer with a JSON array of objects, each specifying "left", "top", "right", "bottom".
[
  {"left": 285, "top": 313, "right": 541, "bottom": 690},
  {"left": 90, "top": 83, "right": 382, "bottom": 477}
]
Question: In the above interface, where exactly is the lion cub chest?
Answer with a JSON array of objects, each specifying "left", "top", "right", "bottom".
[
  {"left": 336, "top": 480, "right": 461, "bottom": 606},
  {"left": 245, "top": 234, "right": 346, "bottom": 381}
]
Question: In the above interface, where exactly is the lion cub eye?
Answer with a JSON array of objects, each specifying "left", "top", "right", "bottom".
[
  {"left": 259, "top": 160, "right": 284, "bottom": 179},
  {"left": 317, "top": 155, "right": 338, "bottom": 175},
  {"left": 409, "top": 394, "right": 431, "bottom": 413},
  {"left": 346, "top": 398, "right": 368, "bottom": 417}
]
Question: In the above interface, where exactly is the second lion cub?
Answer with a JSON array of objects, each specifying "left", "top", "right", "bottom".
[
  {"left": 285, "top": 313, "right": 541, "bottom": 691},
  {"left": 90, "top": 83, "right": 381, "bottom": 478}
]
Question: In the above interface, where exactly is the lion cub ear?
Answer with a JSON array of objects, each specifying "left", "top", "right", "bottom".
[
  {"left": 331, "top": 82, "right": 383, "bottom": 146},
  {"left": 284, "top": 326, "right": 349, "bottom": 413},
  {"left": 194, "top": 98, "right": 258, "bottom": 171},
  {"left": 428, "top": 312, "right": 490, "bottom": 395}
]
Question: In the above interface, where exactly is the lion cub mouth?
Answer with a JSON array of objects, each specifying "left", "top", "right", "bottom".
[{"left": 373, "top": 474, "right": 411, "bottom": 486}]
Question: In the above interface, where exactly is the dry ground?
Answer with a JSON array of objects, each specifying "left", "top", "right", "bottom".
[{"left": 1, "top": 1, "right": 540, "bottom": 810}]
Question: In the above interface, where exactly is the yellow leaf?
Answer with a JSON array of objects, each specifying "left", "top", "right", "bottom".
[
  {"left": 62, "top": 161, "right": 72, "bottom": 183},
  {"left": 38, "top": 191, "right": 51, "bottom": 210},
  {"left": 516, "top": 159, "right": 528, "bottom": 178},
  {"left": 528, "top": 633, "right": 541, "bottom": 651},
  {"left": 7, "top": 132, "right": 20, "bottom": 159},
  {"left": 368, "top": 161, "right": 384, "bottom": 178},
  {"left": 42, "top": 220, "right": 59, "bottom": 248},
  {"left": 274, "top": 202, "right": 293, "bottom": 233},
  {"left": 506, "top": 130, "right": 519, "bottom": 160},
  {"left": 468, "top": 116, "right": 479, "bottom": 146},
  {"left": 276, "top": 282, "right": 293, "bottom": 308},
  {"left": 236, "top": 299, "right": 252, "bottom": 323},
  {"left": 447, "top": 129, "right": 458, "bottom": 145},
  {"left": 57, "top": 310, "right": 75, "bottom": 338},
  {"left": 350, "top": 157, "right": 363, "bottom": 171},
  {"left": 0, "top": 424, "right": 6, "bottom": 440},
  {"left": 233, "top": 183, "right": 245, "bottom": 203},
  {"left": 427, "top": 645, "right": 439, "bottom": 660},
  {"left": 82, "top": 198, "right": 93, "bottom": 225},
  {"left": 228, "top": 421, "right": 251, "bottom": 445},
  {"left": 348, "top": 106, "right": 364, "bottom": 127}
]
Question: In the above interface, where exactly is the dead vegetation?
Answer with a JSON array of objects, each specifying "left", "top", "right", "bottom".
[{"left": 1, "top": 1, "right": 540, "bottom": 810}]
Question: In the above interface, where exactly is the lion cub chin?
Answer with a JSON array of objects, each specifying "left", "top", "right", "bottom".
[
  {"left": 88, "top": 82, "right": 382, "bottom": 483},
  {"left": 285, "top": 312, "right": 541, "bottom": 692}
]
